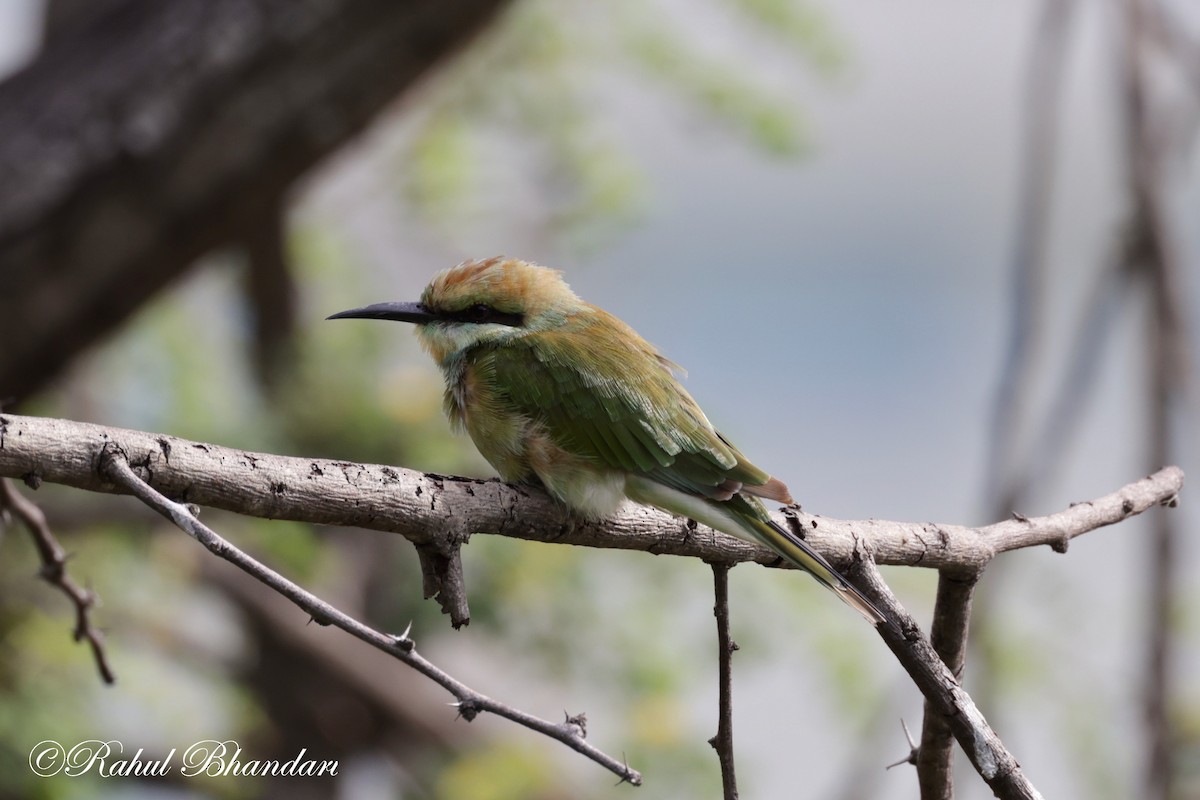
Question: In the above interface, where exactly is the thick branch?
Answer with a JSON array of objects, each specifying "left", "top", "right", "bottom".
[
  {"left": 0, "top": 0, "right": 511, "bottom": 404},
  {"left": 0, "top": 415, "right": 1181, "bottom": 575}
]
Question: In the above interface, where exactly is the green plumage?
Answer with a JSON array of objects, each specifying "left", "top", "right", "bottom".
[{"left": 480, "top": 311, "right": 765, "bottom": 491}]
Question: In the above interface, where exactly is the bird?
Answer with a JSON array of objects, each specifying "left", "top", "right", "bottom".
[{"left": 328, "top": 257, "right": 885, "bottom": 625}]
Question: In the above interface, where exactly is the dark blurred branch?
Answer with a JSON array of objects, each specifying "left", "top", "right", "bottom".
[
  {"left": 707, "top": 562, "right": 739, "bottom": 800},
  {"left": 0, "top": 478, "right": 115, "bottom": 684},
  {"left": 241, "top": 195, "right": 295, "bottom": 391},
  {"left": 97, "top": 445, "right": 643, "bottom": 786},
  {"left": 977, "top": 2, "right": 1077, "bottom": 733},
  {"left": 980, "top": 0, "right": 1198, "bottom": 797},
  {"left": 986, "top": 0, "right": 1076, "bottom": 515},
  {"left": 0, "top": 0, "right": 512, "bottom": 404},
  {"left": 1120, "top": 3, "right": 1194, "bottom": 798}
]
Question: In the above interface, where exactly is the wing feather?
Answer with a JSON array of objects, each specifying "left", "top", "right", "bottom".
[{"left": 480, "top": 311, "right": 786, "bottom": 501}]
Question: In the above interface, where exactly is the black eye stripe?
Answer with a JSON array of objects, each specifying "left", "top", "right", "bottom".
[{"left": 442, "top": 304, "right": 524, "bottom": 327}]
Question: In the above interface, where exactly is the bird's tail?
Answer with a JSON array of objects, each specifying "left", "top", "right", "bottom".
[
  {"left": 731, "top": 501, "right": 888, "bottom": 626},
  {"left": 625, "top": 476, "right": 888, "bottom": 626}
]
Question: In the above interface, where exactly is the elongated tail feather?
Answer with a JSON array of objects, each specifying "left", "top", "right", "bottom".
[
  {"left": 625, "top": 475, "right": 887, "bottom": 625},
  {"left": 748, "top": 515, "right": 887, "bottom": 625}
]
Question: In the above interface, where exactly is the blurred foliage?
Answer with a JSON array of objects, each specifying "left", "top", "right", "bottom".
[
  {"left": 1, "top": 0, "right": 859, "bottom": 798},
  {"left": 434, "top": 741, "right": 559, "bottom": 800},
  {"left": 402, "top": 0, "right": 845, "bottom": 253}
]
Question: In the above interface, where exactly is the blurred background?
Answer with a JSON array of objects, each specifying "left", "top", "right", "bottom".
[{"left": 1, "top": 0, "right": 1198, "bottom": 798}]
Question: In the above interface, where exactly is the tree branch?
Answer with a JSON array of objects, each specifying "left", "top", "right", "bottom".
[
  {"left": 916, "top": 571, "right": 978, "bottom": 799},
  {"left": 706, "top": 562, "right": 739, "bottom": 800},
  {"left": 0, "top": 415, "right": 1181, "bottom": 576},
  {"left": 0, "top": 477, "right": 115, "bottom": 684},
  {"left": 1120, "top": 3, "right": 1194, "bottom": 796},
  {"left": 96, "top": 444, "right": 643, "bottom": 786},
  {"left": 0, "top": 0, "right": 513, "bottom": 404},
  {"left": 854, "top": 559, "right": 1043, "bottom": 800}
]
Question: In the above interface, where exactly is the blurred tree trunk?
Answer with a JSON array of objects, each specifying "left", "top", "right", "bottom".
[{"left": 0, "top": 0, "right": 511, "bottom": 404}]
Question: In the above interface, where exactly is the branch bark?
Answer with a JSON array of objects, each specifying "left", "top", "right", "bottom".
[
  {"left": 855, "top": 561, "right": 1044, "bottom": 800},
  {"left": 707, "top": 562, "right": 739, "bottom": 800},
  {"left": 0, "top": 415, "right": 1181, "bottom": 579},
  {"left": 916, "top": 571, "right": 979, "bottom": 798}
]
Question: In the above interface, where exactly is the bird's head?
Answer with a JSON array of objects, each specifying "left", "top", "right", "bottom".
[{"left": 327, "top": 257, "right": 584, "bottom": 364}]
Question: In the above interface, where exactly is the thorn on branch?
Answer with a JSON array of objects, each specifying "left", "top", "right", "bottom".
[
  {"left": 452, "top": 697, "right": 481, "bottom": 721},
  {"left": 562, "top": 710, "right": 588, "bottom": 739},
  {"left": 886, "top": 718, "right": 920, "bottom": 770},
  {"left": 392, "top": 621, "right": 415, "bottom": 652},
  {"left": 613, "top": 753, "right": 639, "bottom": 787}
]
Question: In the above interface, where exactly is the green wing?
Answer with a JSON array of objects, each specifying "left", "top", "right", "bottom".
[
  {"left": 478, "top": 315, "right": 772, "bottom": 499},
  {"left": 479, "top": 314, "right": 886, "bottom": 626}
]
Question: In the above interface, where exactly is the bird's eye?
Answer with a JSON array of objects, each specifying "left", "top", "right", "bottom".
[{"left": 447, "top": 303, "right": 522, "bottom": 327}]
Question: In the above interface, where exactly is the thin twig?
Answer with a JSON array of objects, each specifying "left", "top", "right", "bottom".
[
  {"left": 0, "top": 478, "right": 115, "bottom": 684},
  {"left": 707, "top": 562, "right": 738, "bottom": 800},
  {"left": 97, "top": 445, "right": 643, "bottom": 786}
]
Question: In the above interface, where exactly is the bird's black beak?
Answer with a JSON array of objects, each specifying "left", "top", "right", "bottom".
[{"left": 326, "top": 301, "right": 439, "bottom": 324}]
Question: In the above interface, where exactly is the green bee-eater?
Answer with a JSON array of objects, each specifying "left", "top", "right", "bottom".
[{"left": 329, "top": 257, "right": 885, "bottom": 624}]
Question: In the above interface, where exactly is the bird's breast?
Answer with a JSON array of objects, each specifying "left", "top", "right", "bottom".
[
  {"left": 445, "top": 357, "right": 626, "bottom": 518},
  {"left": 445, "top": 361, "right": 534, "bottom": 483}
]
